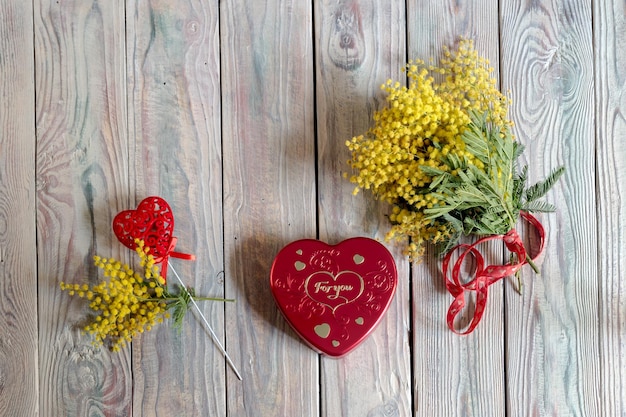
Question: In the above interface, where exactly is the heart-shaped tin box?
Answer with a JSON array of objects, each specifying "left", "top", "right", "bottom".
[{"left": 270, "top": 238, "right": 397, "bottom": 357}]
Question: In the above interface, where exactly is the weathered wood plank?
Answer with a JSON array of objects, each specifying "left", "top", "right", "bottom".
[
  {"left": 11, "top": 0, "right": 621, "bottom": 415},
  {"left": 406, "top": 1, "right": 506, "bottom": 416},
  {"left": 220, "top": 1, "right": 319, "bottom": 415},
  {"left": 0, "top": 1, "right": 38, "bottom": 416},
  {"left": 595, "top": 0, "right": 626, "bottom": 414},
  {"left": 125, "top": 0, "right": 226, "bottom": 415},
  {"left": 500, "top": 0, "right": 601, "bottom": 415},
  {"left": 314, "top": 1, "right": 411, "bottom": 416},
  {"left": 34, "top": 0, "right": 131, "bottom": 415}
]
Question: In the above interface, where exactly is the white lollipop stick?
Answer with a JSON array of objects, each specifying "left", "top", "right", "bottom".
[{"left": 168, "top": 261, "right": 242, "bottom": 380}]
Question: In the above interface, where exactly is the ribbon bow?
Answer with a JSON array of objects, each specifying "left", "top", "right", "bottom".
[{"left": 443, "top": 211, "right": 545, "bottom": 334}]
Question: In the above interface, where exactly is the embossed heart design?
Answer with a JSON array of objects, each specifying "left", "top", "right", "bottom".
[
  {"left": 305, "top": 271, "right": 364, "bottom": 312},
  {"left": 112, "top": 196, "right": 194, "bottom": 280},
  {"left": 270, "top": 238, "right": 397, "bottom": 357}
]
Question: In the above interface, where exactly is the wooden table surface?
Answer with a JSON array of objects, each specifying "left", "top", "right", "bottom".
[{"left": 1, "top": 0, "right": 624, "bottom": 416}]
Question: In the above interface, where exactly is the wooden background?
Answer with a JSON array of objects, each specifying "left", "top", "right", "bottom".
[{"left": 0, "top": 0, "right": 623, "bottom": 415}]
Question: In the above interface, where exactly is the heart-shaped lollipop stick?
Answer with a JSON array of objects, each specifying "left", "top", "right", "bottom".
[{"left": 111, "top": 196, "right": 242, "bottom": 379}]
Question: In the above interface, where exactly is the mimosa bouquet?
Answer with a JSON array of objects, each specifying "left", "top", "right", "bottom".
[{"left": 345, "top": 39, "right": 564, "bottom": 334}]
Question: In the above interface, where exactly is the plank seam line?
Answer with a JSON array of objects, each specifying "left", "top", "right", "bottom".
[
  {"left": 310, "top": 0, "right": 322, "bottom": 415},
  {"left": 496, "top": 4, "right": 510, "bottom": 416},
  {"left": 403, "top": 1, "right": 417, "bottom": 414},
  {"left": 216, "top": 0, "right": 232, "bottom": 412},
  {"left": 32, "top": 0, "right": 42, "bottom": 414}
]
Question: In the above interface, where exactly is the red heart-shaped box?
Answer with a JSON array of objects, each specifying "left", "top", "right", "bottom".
[{"left": 270, "top": 238, "right": 397, "bottom": 357}]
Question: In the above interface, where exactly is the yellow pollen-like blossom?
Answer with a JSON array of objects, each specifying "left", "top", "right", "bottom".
[
  {"left": 346, "top": 39, "right": 512, "bottom": 260},
  {"left": 59, "top": 239, "right": 170, "bottom": 351}
]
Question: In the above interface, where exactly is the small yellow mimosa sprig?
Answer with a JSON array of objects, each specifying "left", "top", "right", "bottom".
[{"left": 60, "top": 239, "right": 232, "bottom": 351}]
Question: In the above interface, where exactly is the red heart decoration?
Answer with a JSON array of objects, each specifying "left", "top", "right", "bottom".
[
  {"left": 112, "top": 196, "right": 194, "bottom": 280},
  {"left": 270, "top": 238, "right": 397, "bottom": 357},
  {"left": 113, "top": 196, "right": 175, "bottom": 261}
]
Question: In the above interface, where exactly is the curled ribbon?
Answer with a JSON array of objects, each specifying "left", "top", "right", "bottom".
[{"left": 442, "top": 211, "right": 545, "bottom": 335}]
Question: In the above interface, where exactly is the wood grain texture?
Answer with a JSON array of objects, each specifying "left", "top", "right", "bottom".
[
  {"left": 594, "top": 0, "right": 626, "bottom": 415},
  {"left": 126, "top": 0, "right": 226, "bottom": 415},
  {"left": 34, "top": 0, "right": 131, "bottom": 416},
  {"left": 500, "top": 0, "right": 600, "bottom": 415},
  {"left": 0, "top": 1, "right": 620, "bottom": 415},
  {"left": 314, "top": 1, "right": 411, "bottom": 416},
  {"left": 0, "top": 1, "right": 38, "bottom": 417},
  {"left": 406, "top": 1, "right": 506, "bottom": 416},
  {"left": 220, "top": 1, "right": 318, "bottom": 416}
]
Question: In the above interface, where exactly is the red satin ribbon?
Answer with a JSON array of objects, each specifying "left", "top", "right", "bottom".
[
  {"left": 442, "top": 211, "right": 546, "bottom": 335},
  {"left": 157, "top": 237, "right": 196, "bottom": 281},
  {"left": 155, "top": 237, "right": 196, "bottom": 263}
]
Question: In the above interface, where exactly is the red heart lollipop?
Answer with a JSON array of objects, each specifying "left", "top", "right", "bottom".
[
  {"left": 270, "top": 238, "right": 397, "bottom": 357},
  {"left": 112, "top": 196, "right": 194, "bottom": 280}
]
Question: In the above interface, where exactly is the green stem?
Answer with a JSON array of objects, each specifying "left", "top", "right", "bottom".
[
  {"left": 141, "top": 296, "right": 235, "bottom": 303},
  {"left": 525, "top": 254, "right": 540, "bottom": 274},
  {"left": 193, "top": 297, "right": 236, "bottom": 303}
]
